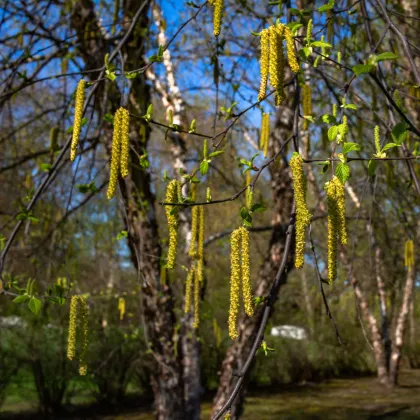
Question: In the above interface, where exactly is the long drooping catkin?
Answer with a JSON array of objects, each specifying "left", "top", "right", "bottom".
[
  {"left": 67, "top": 295, "right": 89, "bottom": 376},
  {"left": 290, "top": 154, "right": 312, "bottom": 268},
  {"left": 240, "top": 227, "right": 254, "bottom": 317},
  {"left": 119, "top": 108, "right": 130, "bottom": 178},
  {"left": 325, "top": 176, "right": 347, "bottom": 283},
  {"left": 184, "top": 268, "right": 194, "bottom": 313},
  {"left": 67, "top": 296, "right": 78, "bottom": 361},
  {"left": 269, "top": 25, "right": 285, "bottom": 106},
  {"left": 196, "top": 206, "right": 205, "bottom": 283},
  {"left": 258, "top": 29, "right": 270, "bottom": 102},
  {"left": 213, "top": 0, "right": 223, "bottom": 37},
  {"left": 284, "top": 26, "right": 299, "bottom": 73},
  {"left": 260, "top": 113, "right": 270, "bottom": 158},
  {"left": 78, "top": 296, "right": 89, "bottom": 376},
  {"left": 165, "top": 180, "right": 179, "bottom": 269},
  {"left": 405, "top": 240, "right": 414, "bottom": 268},
  {"left": 70, "top": 80, "right": 85, "bottom": 161},
  {"left": 229, "top": 228, "right": 241, "bottom": 340},
  {"left": 193, "top": 267, "right": 200, "bottom": 328}
]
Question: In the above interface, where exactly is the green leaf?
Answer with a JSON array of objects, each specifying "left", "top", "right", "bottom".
[
  {"left": 322, "top": 114, "right": 336, "bottom": 124},
  {"left": 125, "top": 72, "right": 137, "bottom": 79},
  {"left": 299, "top": 47, "right": 312, "bottom": 59},
  {"left": 40, "top": 163, "right": 52, "bottom": 172},
  {"left": 376, "top": 52, "right": 398, "bottom": 62},
  {"left": 105, "top": 69, "right": 116, "bottom": 81},
  {"left": 80, "top": 117, "right": 88, "bottom": 127},
  {"left": 13, "top": 294, "right": 30, "bottom": 304},
  {"left": 250, "top": 203, "right": 266, "bottom": 213},
  {"left": 117, "top": 230, "right": 128, "bottom": 240},
  {"left": 189, "top": 119, "right": 196, "bottom": 133},
  {"left": 66, "top": 126, "right": 74, "bottom": 134},
  {"left": 103, "top": 113, "right": 114, "bottom": 123},
  {"left": 368, "top": 159, "right": 377, "bottom": 176},
  {"left": 328, "top": 126, "right": 338, "bottom": 142},
  {"left": 391, "top": 122, "right": 408, "bottom": 145},
  {"left": 208, "top": 151, "right": 224, "bottom": 158},
  {"left": 318, "top": 0, "right": 334, "bottom": 12},
  {"left": 381, "top": 142, "right": 400, "bottom": 152},
  {"left": 335, "top": 162, "right": 350, "bottom": 184},
  {"left": 240, "top": 206, "right": 253, "bottom": 227},
  {"left": 28, "top": 297, "right": 42, "bottom": 315},
  {"left": 352, "top": 64, "right": 374, "bottom": 76},
  {"left": 311, "top": 41, "right": 332, "bottom": 48},
  {"left": 200, "top": 160, "right": 209, "bottom": 176},
  {"left": 342, "top": 142, "right": 361, "bottom": 155},
  {"left": 344, "top": 103, "right": 357, "bottom": 110}
]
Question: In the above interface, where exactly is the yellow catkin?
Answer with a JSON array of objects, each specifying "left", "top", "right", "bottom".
[
  {"left": 374, "top": 125, "right": 381, "bottom": 155},
  {"left": 269, "top": 25, "right": 285, "bottom": 106},
  {"left": 184, "top": 268, "right": 194, "bottom": 313},
  {"left": 165, "top": 180, "right": 179, "bottom": 269},
  {"left": 70, "top": 79, "right": 86, "bottom": 161},
  {"left": 240, "top": 227, "right": 254, "bottom": 317},
  {"left": 119, "top": 108, "right": 130, "bottom": 178},
  {"left": 67, "top": 296, "right": 78, "bottom": 361},
  {"left": 189, "top": 183, "right": 199, "bottom": 258},
  {"left": 78, "top": 296, "right": 89, "bottom": 376},
  {"left": 284, "top": 26, "right": 299, "bottom": 73},
  {"left": 258, "top": 29, "right": 270, "bottom": 102},
  {"left": 196, "top": 206, "right": 205, "bottom": 283},
  {"left": 332, "top": 177, "right": 347, "bottom": 245},
  {"left": 193, "top": 267, "right": 200, "bottom": 328},
  {"left": 260, "top": 112, "right": 270, "bottom": 158},
  {"left": 325, "top": 176, "right": 345, "bottom": 283},
  {"left": 405, "top": 240, "right": 414, "bottom": 268},
  {"left": 229, "top": 228, "right": 241, "bottom": 339},
  {"left": 118, "top": 297, "right": 125, "bottom": 320},
  {"left": 107, "top": 109, "right": 122, "bottom": 199},
  {"left": 213, "top": 0, "right": 223, "bottom": 37},
  {"left": 290, "top": 154, "right": 312, "bottom": 269},
  {"left": 338, "top": 115, "right": 348, "bottom": 144}
]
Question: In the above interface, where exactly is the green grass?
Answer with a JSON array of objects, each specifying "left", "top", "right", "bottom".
[{"left": 2, "top": 370, "right": 420, "bottom": 419}]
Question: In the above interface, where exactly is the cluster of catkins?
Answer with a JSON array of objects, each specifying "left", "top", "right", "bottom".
[
  {"left": 228, "top": 187, "right": 255, "bottom": 339},
  {"left": 107, "top": 107, "right": 130, "bottom": 199},
  {"left": 260, "top": 112, "right": 270, "bottom": 158},
  {"left": 67, "top": 295, "right": 89, "bottom": 376},
  {"left": 325, "top": 176, "right": 347, "bottom": 283},
  {"left": 290, "top": 154, "right": 347, "bottom": 283},
  {"left": 258, "top": 24, "right": 300, "bottom": 105}
]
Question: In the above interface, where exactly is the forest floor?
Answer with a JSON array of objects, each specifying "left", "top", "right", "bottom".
[{"left": 1, "top": 370, "right": 420, "bottom": 419}]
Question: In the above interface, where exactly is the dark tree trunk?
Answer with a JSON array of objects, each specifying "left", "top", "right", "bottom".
[
  {"left": 69, "top": 1, "right": 186, "bottom": 418},
  {"left": 211, "top": 97, "right": 295, "bottom": 419}
]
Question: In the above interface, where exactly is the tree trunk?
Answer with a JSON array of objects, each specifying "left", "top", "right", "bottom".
[
  {"left": 70, "top": 1, "right": 186, "bottom": 418},
  {"left": 388, "top": 265, "right": 415, "bottom": 385},
  {"left": 211, "top": 96, "right": 295, "bottom": 419}
]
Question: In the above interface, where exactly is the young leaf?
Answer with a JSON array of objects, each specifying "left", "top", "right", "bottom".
[
  {"left": 352, "top": 64, "right": 374, "bottom": 76},
  {"left": 28, "top": 297, "right": 42, "bottom": 315},
  {"left": 328, "top": 126, "right": 338, "bottom": 142},
  {"left": 335, "top": 162, "right": 350, "bottom": 183},
  {"left": 117, "top": 230, "right": 128, "bottom": 240},
  {"left": 381, "top": 142, "right": 400, "bottom": 152},
  {"left": 343, "top": 142, "right": 361, "bottom": 155},
  {"left": 376, "top": 52, "right": 398, "bottom": 62},
  {"left": 391, "top": 122, "right": 407, "bottom": 145},
  {"left": 200, "top": 160, "right": 209, "bottom": 176},
  {"left": 13, "top": 294, "right": 30, "bottom": 304},
  {"left": 208, "top": 151, "right": 224, "bottom": 158},
  {"left": 251, "top": 203, "right": 266, "bottom": 213}
]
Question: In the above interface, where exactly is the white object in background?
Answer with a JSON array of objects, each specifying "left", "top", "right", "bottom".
[{"left": 270, "top": 325, "right": 308, "bottom": 340}]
